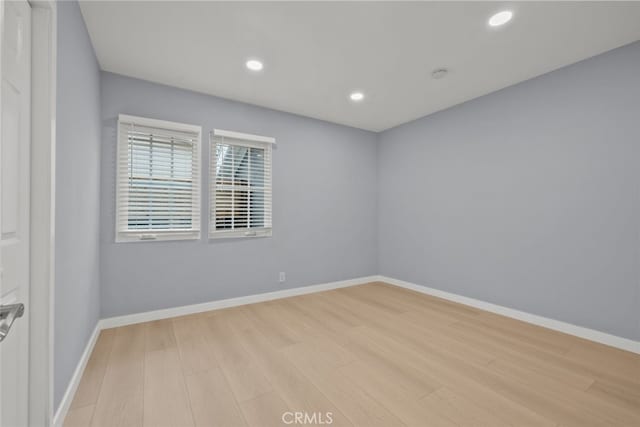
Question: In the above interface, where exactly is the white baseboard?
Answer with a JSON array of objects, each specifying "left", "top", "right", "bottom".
[
  {"left": 100, "top": 275, "right": 379, "bottom": 329},
  {"left": 378, "top": 275, "right": 640, "bottom": 354},
  {"left": 52, "top": 322, "right": 101, "bottom": 427}
]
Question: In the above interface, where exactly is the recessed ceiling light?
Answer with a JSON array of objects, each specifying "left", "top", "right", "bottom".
[
  {"left": 431, "top": 68, "right": 449, "bottom": 79},
  {"left": 246, "top": 59, "right": 263, "bottom": 71},
  {"left": 488, "top": 10, "right": 513, "bottom": 27},
  {"left": 350, "top": 92, "right": 364, "bottom": 102}
]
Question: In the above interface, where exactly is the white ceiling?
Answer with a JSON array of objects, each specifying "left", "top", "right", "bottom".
[{"left": 79, "top": 1, "right": 640, "bottom": 132}]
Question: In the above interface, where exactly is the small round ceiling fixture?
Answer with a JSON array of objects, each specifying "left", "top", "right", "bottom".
[
  {"left": 350, "top": 91, "right": 365, "bottom": 102},
  {"left": 431, "top": 68, "right": 449, "bottom": 79},
  {"left": 246, "top": 59, "right": 264, "bottom": 71},
  {"left": 489, "top": 10, "right": 513, "bottom": 27}
]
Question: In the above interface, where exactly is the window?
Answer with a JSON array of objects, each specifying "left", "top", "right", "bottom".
[
  {"left": 116, "top": 114, "right": 201, "bottom": 242},
  {"left": 210, "top": 129, "right": 274, "bottom": 238}
]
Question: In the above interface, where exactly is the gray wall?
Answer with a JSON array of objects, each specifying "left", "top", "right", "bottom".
[
  {"left": 99, "top": 72, "right": 378, "bottom": 317},
  {"left": 378, "top": 41, "right": 640, "bottom": 341},
  {"left": 55, "top": 1, "right": 102, "bottom": 410}
]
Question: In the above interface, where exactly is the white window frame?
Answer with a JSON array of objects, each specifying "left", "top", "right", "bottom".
[
  {"left": 209, "top": 129, "right": 274, "bottom": 239},
  {"left": 116, "top": 114, "right": 202, "bottom": 242}
]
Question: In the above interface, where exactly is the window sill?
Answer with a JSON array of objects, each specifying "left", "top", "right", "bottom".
[
  {"left": 116, "top": 231, "right": 201, "bottom": 243},
  {"left": 208, "top": 228, "right": 272, "bottom": 239}
]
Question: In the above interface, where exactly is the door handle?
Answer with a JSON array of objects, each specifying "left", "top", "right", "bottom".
[{"left": 0, "top": 303, "right": 25, "bottom": 342}]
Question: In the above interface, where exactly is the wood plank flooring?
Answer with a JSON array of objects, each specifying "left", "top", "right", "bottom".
[{"left": 64, "top": 282, "right": 640, "bottom": 427}]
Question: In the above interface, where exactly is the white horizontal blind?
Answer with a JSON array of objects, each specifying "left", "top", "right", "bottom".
[
  {"left": 210, "top": 131, "right": 273, "bottom": 238},
  {"left": 116, "top": 116, "right": 201, "bottom": 241}
]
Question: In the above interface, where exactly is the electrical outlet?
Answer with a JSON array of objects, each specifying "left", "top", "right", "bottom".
[{"left": 279, "top": 272, "right": 286, "bottom": 283}]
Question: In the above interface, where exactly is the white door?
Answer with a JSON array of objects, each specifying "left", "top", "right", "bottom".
[{"left": 0, "top": 0, "right": 31, "bottom": 426}]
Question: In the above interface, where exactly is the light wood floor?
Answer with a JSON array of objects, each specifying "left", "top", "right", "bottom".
[{"left": 64, "top": 282, "right": 640, "bottom": 427}]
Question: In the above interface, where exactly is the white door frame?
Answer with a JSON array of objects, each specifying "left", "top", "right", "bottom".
[{"left": 29, "top": 0, "right": 56, "bottom": 425}]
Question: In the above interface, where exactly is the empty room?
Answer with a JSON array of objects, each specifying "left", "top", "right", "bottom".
[{"left": 0, "top": 1, "right": 639, "bottom": 426}]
